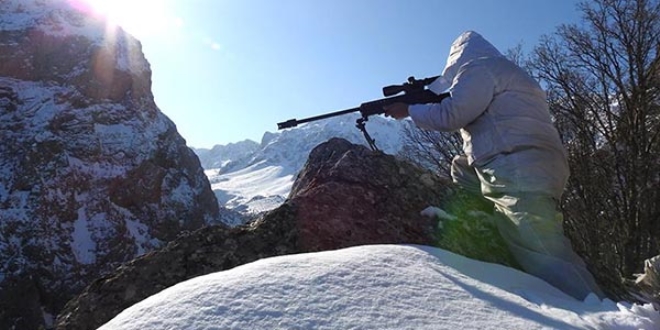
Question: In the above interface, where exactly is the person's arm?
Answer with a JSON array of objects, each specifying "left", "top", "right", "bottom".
[{"left": 408, "top": 62, "right": 496, "bottom": 132}]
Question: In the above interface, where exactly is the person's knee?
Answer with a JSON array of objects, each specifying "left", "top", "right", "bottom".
[{"left": 451, "top": 155, "right": 481, "bottom": 193}]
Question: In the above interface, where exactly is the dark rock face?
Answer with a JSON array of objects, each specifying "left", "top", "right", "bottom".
[
  {"left": 56, "top": 138, "right": 454, "bottom": 330},
  {"left": 291, "top": 137, "right": 447, "bottom": 251},
  {"left": 0, "top": 1, "right": 220, "bottom": 329}
]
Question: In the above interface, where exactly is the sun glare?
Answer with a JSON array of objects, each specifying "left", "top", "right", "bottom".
[{"left": 80, "top": 0, "right": 172, "bottom": 39}]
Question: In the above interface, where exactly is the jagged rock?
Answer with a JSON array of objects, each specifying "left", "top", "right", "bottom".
[
  {"left": 57, "top": 205, "right": 297, "bottom": 330},
  {"left": 0, "top": 1, "right": 220, "bottom": 329},
  {"left": 56, "top": 138, "right": 519, "bottom": 330}
]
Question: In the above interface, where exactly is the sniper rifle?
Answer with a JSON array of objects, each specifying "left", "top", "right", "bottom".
[{"left": 276, "top": 76, "right": 449, "bottom": 151}]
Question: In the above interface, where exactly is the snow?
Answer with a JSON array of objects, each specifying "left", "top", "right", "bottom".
[
  {"left": 71, "top": 204, "right": 96, "bottom": 265},
  {"left": 98, "top": 244, "right": 659, "bottom": 330},
  {"left": 207, "top": 161, "right": 295, "bottom": 214},
  {"left": 123, "top": 218, "right": 155, "bottom": 256}
]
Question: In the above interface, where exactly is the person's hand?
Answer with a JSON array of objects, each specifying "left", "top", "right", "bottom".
[{"left": 383, "top": 102, "right": 409, "bottom": 120}]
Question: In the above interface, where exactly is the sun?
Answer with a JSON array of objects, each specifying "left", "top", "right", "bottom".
[{"left": 77, "top": 0, "right": 172, "bottom": 39}]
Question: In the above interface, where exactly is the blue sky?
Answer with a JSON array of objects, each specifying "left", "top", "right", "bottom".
[{"left": 124, "top": 0, "right": 583, "bottom": 148}]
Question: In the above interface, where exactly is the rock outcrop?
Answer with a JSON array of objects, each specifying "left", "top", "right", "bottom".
[
  {"left": 290, "top": 137, "right": 445, "bottom": 251},
  {"left": 627, "top": 255, "right": 660, "bottom": 310},
  {"left": 0, "top": 1, "right": 220, "bottom": 329},
  {"left": 56, "top": 138, "right": 454, "bottom": 329}
]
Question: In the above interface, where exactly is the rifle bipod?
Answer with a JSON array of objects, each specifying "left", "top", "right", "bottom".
[{"left": 356, "top": 116, "right": 379, "bottom": 152}]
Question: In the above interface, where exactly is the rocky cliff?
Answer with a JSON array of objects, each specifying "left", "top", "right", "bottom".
[{"left": 0, "top": 1, "right": 220, "bottom": 329}]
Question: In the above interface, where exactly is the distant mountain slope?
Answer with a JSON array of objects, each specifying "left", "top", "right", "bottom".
[{"left": 193, "top": 139, "right": 260, "bottom": 170}]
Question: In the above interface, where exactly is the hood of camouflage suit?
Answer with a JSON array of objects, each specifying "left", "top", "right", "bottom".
[{"left": 428, "top": 31, "right": 503, "bottom": 94}]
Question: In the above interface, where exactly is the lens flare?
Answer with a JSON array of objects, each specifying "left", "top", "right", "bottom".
[{"left": 74, "top": 0, "right": 172, "bottom": 39}]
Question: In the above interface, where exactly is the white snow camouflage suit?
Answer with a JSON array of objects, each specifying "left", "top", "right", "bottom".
[{"left": 408, "top": 31, "right": 604, "bottom": 300}]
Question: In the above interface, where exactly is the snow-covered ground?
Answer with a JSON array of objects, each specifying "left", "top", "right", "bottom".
[{"left": 99, "top": 244, "right": 659, "bottom": 329}]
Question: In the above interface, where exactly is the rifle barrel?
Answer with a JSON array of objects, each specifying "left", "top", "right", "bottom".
[{"left": 277, "top": 107, "right": 359, "bottom": 129}]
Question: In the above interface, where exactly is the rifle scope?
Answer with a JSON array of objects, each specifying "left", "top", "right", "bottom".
[{"left": 382, "top": 76, "right": 440, "bottom": 97}]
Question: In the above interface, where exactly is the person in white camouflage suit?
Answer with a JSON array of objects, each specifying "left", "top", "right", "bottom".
[{"left": 384, "top": 30, "right": 604, "bottom": 300}]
